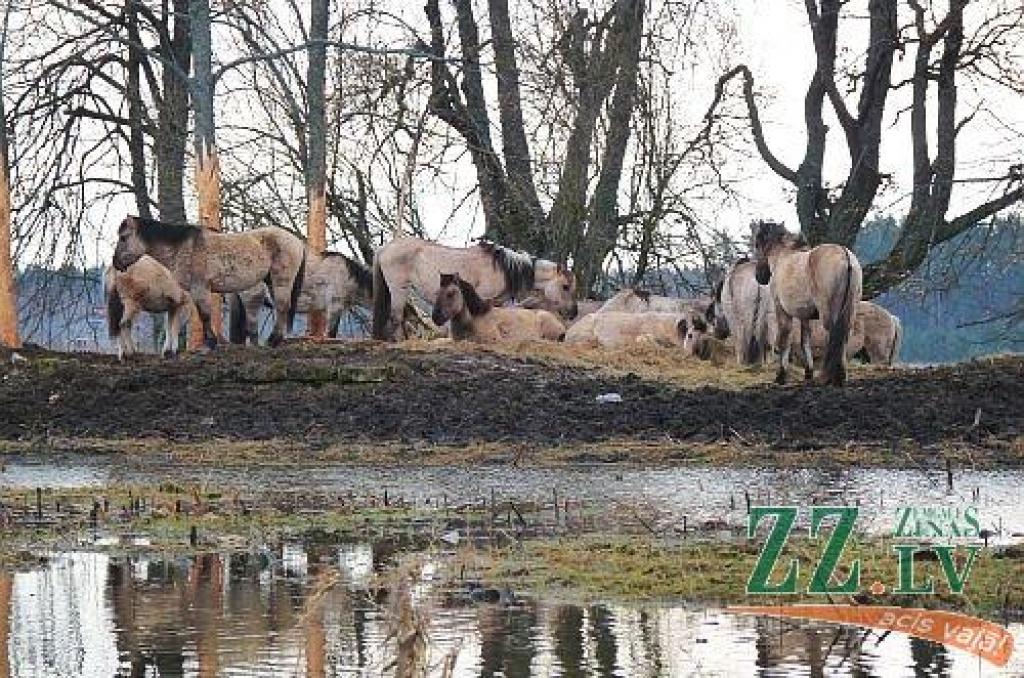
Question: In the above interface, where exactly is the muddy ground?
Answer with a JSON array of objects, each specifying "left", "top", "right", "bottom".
[{"left": 0, "top": 342, "right": 1020, "bottom": 464}]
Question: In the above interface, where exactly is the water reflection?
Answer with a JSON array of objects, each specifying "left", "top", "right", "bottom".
[{"left": 0, "top": 548, "right": 1019, "bottom": 676}]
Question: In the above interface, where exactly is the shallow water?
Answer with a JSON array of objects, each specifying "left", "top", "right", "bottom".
[
  {"left": 3, "top": 458, "right": 1023, "bottom": 539},
  {"left": 1, "top": 548, "right": 1020, "bottom": 677}
]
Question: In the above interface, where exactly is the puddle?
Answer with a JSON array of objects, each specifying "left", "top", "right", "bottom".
[
  {"left": 3, "top": 457, "right": 1023, "bottom": 539},
  {"left": 0, "top": 548, "right": 1020, "bottom": 677}
]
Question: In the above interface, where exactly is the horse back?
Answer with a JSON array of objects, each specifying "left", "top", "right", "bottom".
[{"left": 380, "top": 237, "right": 508, "bottom": 301}]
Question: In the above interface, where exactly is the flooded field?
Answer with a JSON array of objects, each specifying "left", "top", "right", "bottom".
[{"left": 1, "top": 548, "right": 1020, "bottom": 677}]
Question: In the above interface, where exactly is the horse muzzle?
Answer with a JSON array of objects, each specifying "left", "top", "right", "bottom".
[
  {"left": 430, "top": 308, "right": 449, "bottom": 326},
  {"left": 754, "top": 260, "right": 772, "bottom": 285}
]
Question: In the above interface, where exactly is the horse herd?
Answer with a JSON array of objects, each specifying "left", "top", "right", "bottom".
[{"left": 106, "top": 215, "right": 900, "bottom": 386}]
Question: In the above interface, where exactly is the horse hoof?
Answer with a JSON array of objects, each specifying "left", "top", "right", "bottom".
[
  {"left": 268, "top": 332, "right": 283, "bottom": 348},
  {"left": 205, "top": 338, "right": 218, "bottom": 351},
  {"left": 804, "top": 368, "right": 814, "bottom": 382},
  {"left": 774, "top": 370, "right": 787, "bottom": 385}
]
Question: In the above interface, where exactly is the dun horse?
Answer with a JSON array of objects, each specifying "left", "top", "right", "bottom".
[
  {"left": 753, "top": 221, "right": 862, "bottom": 386},
  {"left": 855, "top": 301, "right": 902, "bottom": 365},
  {"left": 565, "top": 310, "right": 709, "bottom": 356},
  {"left": 112, "top": 216, "right": 306, "bottom": 349},
  {"left": 597, "top": 288, "right": 709, "bottom": 317},
  {"left": 706, "top": 259, "right": 773, "bottom": 365},
  {"left": 230, "top": 251, "right": 372, "bottom": 343},
  {"left": 105, "top": 255, "right": 192, "bottom": 360},
  {"left": 372, "top": 237, "right": 577, "bottom": 340},
  {"left": 431, "top": 273, "right": 565, "bottom": 343}
]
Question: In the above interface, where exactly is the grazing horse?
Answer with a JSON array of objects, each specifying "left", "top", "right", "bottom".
[
  {"left": 855, "top": 301, "right": 902, "bottom": 365},
  {"left": 372, "top": 237, "right": 577, "bottom": 340},
  {"left": 705, "top": 259, "right": 773, "bottom": 365},
  {"left": 753, "top": 221, "right": 862, "bottom": 386},
  {"left": 431, "top": 273, "right": 565, "bottom": 343},
  {"left": 229, "top": 251, "right": 372, "bottom": 343},
  {"left": 112, "top": 216, "right": 306, "bottom": 349},
  {"left": 105, "top": 255, "right": 192, "bottom": 360},
  {"left": 596, "top": 288, "right": 709, "bottom": 317},
  {"left": 564, "top": 310, "right": 708, "bottom": 355}
]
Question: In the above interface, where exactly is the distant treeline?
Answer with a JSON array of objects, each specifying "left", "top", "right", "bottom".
[{"left": 14, "top": 214, "right": 1022, "bottom": 362}]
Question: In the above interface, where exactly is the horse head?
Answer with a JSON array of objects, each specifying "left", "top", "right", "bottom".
[
  {"left": 537, "top": 264, "right": 578, "bottom": 319},
  {"left": 679, "top": 312, "right": 712, "bottom": 359},
  {"left": 433, "top": 273, "right": 491, "bottom": 326},
  {"left": 705, "top": 280, "right": 731, "bottom": 340},
  {"left": 112, "top": 216, "right": 148, "bottom": 271}
]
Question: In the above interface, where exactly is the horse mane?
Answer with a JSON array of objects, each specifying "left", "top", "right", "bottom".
[
  {"left": 753, "top": 220, "right": 808, "bottom": 253},
  {"left": 632, "top": 288, "right": 652, "bottom": 303},
  {"left": 325, "top": 251, "right": 373, "bottom": 295},
  {"left": 456, "top": 278, "right": 492, "bottom": 317},
  {"left": 133, "top": 216, "right": 200, "bottom": 245},
  {"left": 477, "top": 240, "right": 535, "bottom": 296}
]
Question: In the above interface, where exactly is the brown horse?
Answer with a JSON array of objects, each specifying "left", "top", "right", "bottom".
[
  {"left": 597, "top": 288, "right": 709, "bottom": 317},
  {"left": 753, "top": 221, "right": 862, "bottom": 386},
  {"left": 229, "top": 250, "right": 372, "bottom": 343},
  {"left": 105, "top": 255, "right": 192, "bottom": 360},
  {"left": 372, "top": 237, "right": 577, "bottom": 340},
  {"left": 430, "top": 273, "right": 565, "bottom": 343},
  {"left": 112, "top": 216, "right": 306, "bottom": 349}
]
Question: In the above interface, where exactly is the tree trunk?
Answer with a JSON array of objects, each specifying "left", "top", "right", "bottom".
[
  {"left": 305, "top": 606, "right": 327, "bottom": 678},
  {"left": 188, "top": 0, "right": 222, "bottom": 348},
  {"left": 125, "top": 0, "right": 152, "bottom": 219},
  {"left": 306, "top": 0, "right": 329, "bottom": 338},
  {"left": 0, "top": 6, "right": 20, "bottom": 349},
  {"left": 156, "top": 0, "right": 191, "bottom": 224},
  {"left": 576, "top": 0, "right": 644, "bottom": 291}
]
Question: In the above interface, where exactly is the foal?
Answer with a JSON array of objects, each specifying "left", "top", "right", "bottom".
[
  {"left": 430, "top": 273, "right": 566, "bottom": 343},
  {"left": 105, "top": 255, "right": 192, "bottom": 360}
]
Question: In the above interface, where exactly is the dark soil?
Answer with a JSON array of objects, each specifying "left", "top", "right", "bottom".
[{"left": 0, "top": 343, "right": 1021, "bottom": 455}]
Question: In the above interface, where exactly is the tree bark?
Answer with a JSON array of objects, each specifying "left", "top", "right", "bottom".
[
  {"left": 156, "top": 0, "right": 191, "bottom": 224},
  {"left": 576, "top": 0, "right": 644, "bottom": 291},
  {"left": 0, "top": 4, "right": 20, "bottom": 349},
  {"left": 188, "top": 0, "right": 222, "bottom": 348},
  {"left": 125, "top": 0, "right": 152, "bottom": 219},
  {"left": 306, "top": 0, "right": 329, "bottom": 338}
]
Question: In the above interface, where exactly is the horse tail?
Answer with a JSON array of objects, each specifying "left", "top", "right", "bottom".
[
  {"left": 823, "top": 248, "right": 855, "bottom": 386},
  {"left": 742, "top": 284, "right": 763, "bottom": 364},
  {"left": 288, "top": 251, "right": 306, "bottom": 333},
  {"left": 106, "top": 284, "right": 124, "bottom": 339},
  {"left": 371, "top": 254, "right": 391, "bottom": 340},
  {"left": 888, "top": 314, "right": 903, "bottom": 365},
  {"left": 229, "top": 293, "right": 248, "bottom": 344}
]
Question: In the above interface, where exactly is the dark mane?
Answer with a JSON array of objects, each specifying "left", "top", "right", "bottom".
[
  {"left": 753, "top": 220, "right": 807, "bottom": 253},
  {"left": 456, "top": 278, "right": 491, "bottom": 317},
  {"left": 325, "top": 251, "right": 373, "bottom": 295},
  {"left": 477, "top": 240, "right": 536, "bottom": 297},
  {"left": 133, "top": 216, "right": 201, "bottom": 245}
]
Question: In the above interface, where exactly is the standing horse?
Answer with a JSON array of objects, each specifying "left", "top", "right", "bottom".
[
  {"left": 705, "top": 259, "right": 773, "bottom": 365},
  {"left": 753, "top": 221, "right": 862, "bottom": 386},
  {"left": 112, "top": 216, "right": 306, "bottom": 349},
  {"left": 596, "top": 288, "right": 709, "bottom": 317},
  {"left": 431, "top": 273, "right": 565, "bottom": 343},
  {"left": 372, "top": 237, "right": 577, "bottom": 340},
  {"left": 105, "top": 255, "right": 192, "bottom": 360},
  {"left": 229, "top": 251, "right": 372, "bottom": 343}
]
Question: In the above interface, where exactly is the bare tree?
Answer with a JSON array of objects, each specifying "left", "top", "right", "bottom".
[
  {"left": 306, "top": 0, "right": 329, "bottom": 337},
  {"left": 0, "top": 0, "right": 20, "bottom": 348}
]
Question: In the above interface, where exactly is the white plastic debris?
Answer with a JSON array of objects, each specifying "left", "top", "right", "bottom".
[
  {"left": 441, "top": 530, "right": 460, "bottom": 545},
  {"left": 595, "top": 392, "right": 623, "bottom": 404},
  {"left": 9, "top": 352, "right": 26, "bottom": 365}
]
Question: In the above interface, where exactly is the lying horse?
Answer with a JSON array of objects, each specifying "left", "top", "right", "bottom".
[
  {"left": 564, "top": 310, "right": 709, "bottom": 356},
  {"left": 597, "top": 288, "right": 709, "bottom": 317},
  {"left": 112, "top": 216, "right": 306, "bottom": 349},
  {"left": 706, "top": 259, "right": 773, "bottom": 365},
  {"left": 431, "top": 273, "right": 565, "bottom": 343},
  {"left": 229, "top": 251, "right": 372, "bottom": 343},
  {"left": 372, "top": 237, "right": 577, "bottom": 340},
  {"left": 105, "top": 255, "right": 192, "bottom": 360},
  {"left": 753, "top": 221, "right": 862, "bottom": 386}
]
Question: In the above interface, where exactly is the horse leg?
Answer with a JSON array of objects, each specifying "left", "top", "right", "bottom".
[
  {"left": 246, "top": 295, "right": 262, "bottom": 345},
  {"left": 164, "top": 304, "right": 183, "bottom": 358},
  {"left": 390, "top": 286, "right": 411, "bottom": 340},
  {"left": 118, "top": 300, "right": 138, "bottom": 361},
  {"left": 799, "top": 320, "right": 814, "bottom": 382},
  {"left": 191, "top": 285, "right": 218, "bottom": 350},
  {"left": 774, "top": 307, "right": 793, "bottom": 385},
  {"left": 268, "top": 284, "right": 290, "bottom": 347}
]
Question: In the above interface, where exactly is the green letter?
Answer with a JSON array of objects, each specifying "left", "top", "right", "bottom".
[
  {"left": 808, "top": 506, "right": 860, "bottom": 594},
  {"left": 934, "top": 546, "right": 980, "bottom": 594},
  {"left": 893, "top": 545, "right": 933, "bottom": 594},
  {"left": 746, "top": 507, "right": 799, "bottom": 594}
]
